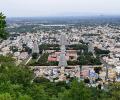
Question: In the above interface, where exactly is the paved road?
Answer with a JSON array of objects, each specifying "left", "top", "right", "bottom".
[
  {"left": 25, "top": 56, "right": 32, "bottom": 65},
  {"left": 36, "top": 54, "right": 41, "bottom": 62}
]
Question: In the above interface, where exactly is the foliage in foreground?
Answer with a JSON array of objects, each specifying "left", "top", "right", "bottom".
[
  {"left": 0, "top": 12, "right": 9, "bottom": 39},
  {"left": 0, "top": 56, "right": 120, "bottom": 100}
]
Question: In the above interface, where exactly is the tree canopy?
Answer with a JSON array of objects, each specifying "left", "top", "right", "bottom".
[
  {"left": 0, "top": 55, "right": 120, "bottom": 100},
  {"left": 0, "top": 12, "right": 9, "bottom": 39}
]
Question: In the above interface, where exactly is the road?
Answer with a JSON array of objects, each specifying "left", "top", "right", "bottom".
[
  {"left": 36, "top": 54, "right": 41, "bottom": 62},
  {"left": 25, "top": 56, "right": 32, "bottom": 65}
]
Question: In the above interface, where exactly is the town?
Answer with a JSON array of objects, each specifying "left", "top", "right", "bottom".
[
  {"left": 1, "top": 18, "right": 120, "bottom": 88},
  {"left": 1, "top": 0, "right": 120, "bottom": 99}
]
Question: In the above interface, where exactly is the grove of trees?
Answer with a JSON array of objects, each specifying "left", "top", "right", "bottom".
[
  {"left": 0, "top": 55, "right": 120, "bottom": 100},
  {"left": 94, "top": 47, "right": 110, "bottom": 55}
]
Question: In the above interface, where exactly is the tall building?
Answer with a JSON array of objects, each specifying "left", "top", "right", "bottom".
[
  {"left": 58, "top": 33, "right": 68, "bottom": 67},
  {"left": 32, "top": 41, "right": 39, "bottom": 54},
  {"left": 59, "top": 33, "right": 68, "bottom": 45},
  {"left": 88, "top": 42, "right": 94, "bottom": 53},
  {"left": 58, "top": 52, "right": 67, "bottom": 67}
]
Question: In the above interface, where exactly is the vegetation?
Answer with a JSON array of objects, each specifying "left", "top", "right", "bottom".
[
  {"left": 0, "top": 12, "right": 9, "bottom": 39},
  {"left": 0, "top": 55, "right": 15, "bottom": 63},
  {"left": 77, "top": 52, "right": 102, "bottom": 65},
  {"left": 10, "top": 46, "right": 18, "bottom": 53},
  {"left": 82, "top": 34, "right": 100, "bottom": 37},
  {"left": 30, "top": 53, "right": 59, "bottom": 66},
  {"left": 47, "top": 61, "right": 58, "bottom": 66},
  {"left": 37, "top": 53, "right": 49, "bottom": 65},
  {"left": 66, "top": 44, "right": 101, "bottom": 65},
  {"left": 94, "top": 67, "right": 102, "bottom": 74},
  {"left": 39, "top": 44, "right": 60, "bottom": 53},
  {"left": 94, "top": 47, "right": 110, "bottom": 55},
  {"left": 0, "top": 55, "right": 120, "bottom": 100},
  {"left": 67, "top": 60, "right": 78, "bottom": 65},
  {"left": 64, "top": 44, "right": 100, "bottom": 65},
  {"left": 32, "top": 53, "right": 39, "bottom": 59},
  {"left": 67, "top": 44, "right": 88, "bottom": 52}
]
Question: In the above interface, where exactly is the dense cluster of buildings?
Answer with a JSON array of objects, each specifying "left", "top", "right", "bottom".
[{"left": 0, "top": 23, "right": 120, "bottom": 83}]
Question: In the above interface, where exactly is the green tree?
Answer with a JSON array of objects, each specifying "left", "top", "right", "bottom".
[
  {"left": 108, "top": 82, "right": 120, "bottom": 100},
  {"left": 0, "top": 12, "right": 9, "bottom": 39},
  {"left": 57, "top": 80, "right": 92, "bottom": 100},
  {"left": 32, "top": 53, "right": 38, "bottom": 59},
  {"left": 18, "top": 95, "right": 33, "bottom": 100},
  {"left": 0, "top": 93, "right": 13, "bottom": 100},
  {"left": 26, "top": 85, "right": 49, "bottom": 100}
]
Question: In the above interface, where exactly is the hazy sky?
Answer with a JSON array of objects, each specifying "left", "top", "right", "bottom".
[{"left": 0, "top": 0, "right": 120, "bottom": 17}]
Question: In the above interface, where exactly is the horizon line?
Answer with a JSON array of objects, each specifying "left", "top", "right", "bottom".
[{"left": 7, "top": 15, "right": 120, "bottom": 18}]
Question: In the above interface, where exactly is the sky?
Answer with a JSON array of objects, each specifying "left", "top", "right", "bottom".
[{"left": 0, "top": 0, "right": 120, "bottom": 17}]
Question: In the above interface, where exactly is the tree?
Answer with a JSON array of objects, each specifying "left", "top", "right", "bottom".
[
  {"left": 0, "top": 55, "right": 120, "bottom": 100},
  {"left": 0, "top": 55, "right": 15, "bottom": 63},
  {"left": 18, "top": 95, "right": 32, "bottom": 100},
  {"left": 108, "top": 82, "right": 120, "bottom": 100},
  {"left": 26, "top": 85, "right": 49, "bottom": 100},
  {"left": 32, "top": 53, "right": 38, "bottom": 59},
  {"left": 94, "top": 47, "right": 110, "bottom": 55},
  {"left": 0, "top": 12, "right": 9, "bottom": 39},
  {"left": 57, "top": 80, "right": 92, "bottom": 100},
  {"left": 94, "top": 67, "right": 102, "bottom": 75},
  {"left": 33, "top": 77, "right": 50, "bottom": 83},
  {"left": 0, "top": 93, "right": 13, "bottom": 100}
]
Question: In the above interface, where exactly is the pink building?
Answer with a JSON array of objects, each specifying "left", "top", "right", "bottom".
[{"left": 48, "top": 50, "right": 77, "bottom": 62}]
